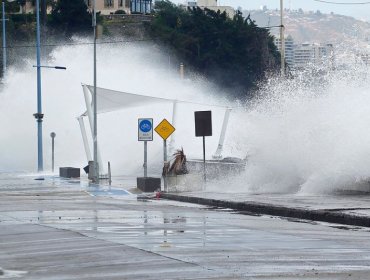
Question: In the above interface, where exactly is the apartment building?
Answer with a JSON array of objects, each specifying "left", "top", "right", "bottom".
[
  {"left": 85, "top": 0, "right": 130, "bottom": 14},
  {"left": 86, "top": 0, "right": 154, "bottom": 15},
  {"left": 274, "top": 34, "right": 334, "bottom": 69},
  {"left": 294, "top": 43, "right": 334, "bottom": 68},
  {"left": 275, "top": 35, "right": 295, "bottom": 67},
  {"left": 293, "top": 43, "right": 316, "bottom": 68}
]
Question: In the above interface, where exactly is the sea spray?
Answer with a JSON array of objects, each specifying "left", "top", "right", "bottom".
[
  {"left": 221, "top": 62, "right": 370, "bottom": 194},
  {"left": 0, "top": 40, "right": 230, "bottom": 174},
  {"left": 1, "top": 39, "right": 370, "bottom": 195}
]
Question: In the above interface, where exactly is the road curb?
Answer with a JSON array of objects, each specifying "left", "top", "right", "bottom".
[{"left": 161, "top": 193, "right": 370, "bottom": 228}]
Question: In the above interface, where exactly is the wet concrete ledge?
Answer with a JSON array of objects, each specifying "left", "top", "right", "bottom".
[{"left": 161, "top": 193, "right": 370, "bottom": 228}]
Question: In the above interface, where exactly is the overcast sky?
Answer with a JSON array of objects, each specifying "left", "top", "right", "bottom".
[{"left": 170, "top": 0, "right": 370, "bottom": 21}]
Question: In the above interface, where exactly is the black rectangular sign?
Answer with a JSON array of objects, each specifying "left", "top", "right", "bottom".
[{"left": 195, "top": 111, "right": 212, "bottom": 137}]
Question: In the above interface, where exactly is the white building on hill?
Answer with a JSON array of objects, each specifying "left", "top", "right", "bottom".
[
  {"left": 275, "top": 35, "right": 295, "bottom": 67},
  {"left": 294, "top": 43, "right": 334, "bottom": 68},
  {"left": 275, "top": 34, "right": 334, "bottom": 69}
]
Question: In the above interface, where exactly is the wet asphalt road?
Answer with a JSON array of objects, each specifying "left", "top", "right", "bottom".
[{"left": 1, "top": 174, "right": 370, "bottom": 279}]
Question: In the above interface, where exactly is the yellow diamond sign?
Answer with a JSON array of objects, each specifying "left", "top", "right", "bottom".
[{"left": 155, "top": 119, "right": 175, "bottom": 140}]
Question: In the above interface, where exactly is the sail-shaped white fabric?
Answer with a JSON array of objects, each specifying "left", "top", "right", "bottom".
[
  {"left": 82, "top": 84, "right": 229, "bottom": 116},
  {"left": 84, "top": 85, "right": 175, "bottom": 115}
]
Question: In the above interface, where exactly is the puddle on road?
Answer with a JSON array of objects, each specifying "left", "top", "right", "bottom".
[{"left": 0, "top": 268, "right": 27, "bottom": 278}]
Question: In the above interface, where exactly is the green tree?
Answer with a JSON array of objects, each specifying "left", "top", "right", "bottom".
[
  {"left": 50, "top": 0, "right": 91, "bottom": 31},
  {"left": 148, "top": 1, "right": 280, "bottom": 98}
]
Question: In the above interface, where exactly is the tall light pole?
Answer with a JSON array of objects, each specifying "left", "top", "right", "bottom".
[
  {"left": 92, "top": 0, "right": 99, "bottom": 183},
  {"left": 280, "top": 0, "right": 285, "bottom": 76},
  {"left": 33, "top": 0, "right": 66, "bottom": 173},
  {"left": 34, "top": 0, "right": 43, "bottom": 172}
]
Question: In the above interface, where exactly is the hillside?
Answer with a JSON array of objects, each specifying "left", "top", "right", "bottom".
[{"left": 245, "top": 8, "right": 370, "bottom": 49}]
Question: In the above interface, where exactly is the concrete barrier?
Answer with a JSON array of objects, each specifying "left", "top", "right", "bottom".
[
  {"left": 59, "top": 167, "right": 80, "bottom": 178},
  {"left": 161, "top": 193, "right": 370, "bottom": 228}
]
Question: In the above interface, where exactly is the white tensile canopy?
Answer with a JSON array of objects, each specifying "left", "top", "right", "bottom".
[
  {"left": 78, "top": 84, "right": 232, "bottom": 175},
  {"left": 82, "top": 85, "right": 175, "bottom": 115}
]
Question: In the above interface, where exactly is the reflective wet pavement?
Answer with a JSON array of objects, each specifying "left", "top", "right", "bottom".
[{"left": 1, "top": 173, "right": 370, "bottom": 279}]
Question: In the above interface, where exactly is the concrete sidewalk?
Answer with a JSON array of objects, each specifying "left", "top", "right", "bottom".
[
  {"left": 2, "top": 173, "right": 370, "bottom": 279},
  {"left": 161, "top": 191, "right": 370, "bottom": 227}
]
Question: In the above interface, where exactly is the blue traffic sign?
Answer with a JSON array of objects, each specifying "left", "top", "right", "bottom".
[
  {"left": 138, "top": 118, "right": 153, "bottom": 141},
  {"left": 139, "top": 120, "right": 152, "bottom": 133}
]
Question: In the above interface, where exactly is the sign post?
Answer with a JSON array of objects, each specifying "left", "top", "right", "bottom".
[
  {"left": 138, "top": 118, "right": 153, "bottom": 177},
  {"left": 155, "top": 119, "right": 176, "bottom": 192},
  {"left": 194, "top": 111, "right": 212, "bottom": 183},
  {"left": 144, "top": 141, "right": 147, "bottom": 177},
  {"left": 202, "top": 135, "right": 206, "bottom": 181},
  {"left": 50, "top": 132, "right": 56, "bottom": 173}
]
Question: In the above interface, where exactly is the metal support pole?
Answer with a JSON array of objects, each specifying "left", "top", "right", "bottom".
[
  {"left": 50, "top": 132, "right": 56, "bottom": 173},
  {"left": 92, "top": 0, "right": 99, "bottom": 183},
  {"left": 280, "top": 0, "right": 285, "bottom": 76},
  {"left": 213, "top": 108, "right": 231, "bottom": 159},
  {"left": 144, "top": 141, "right": 148, "bottom": 177},
  {"left": 163, "top": 139, "right": 167, "bottom": 192},
  {"left": 2, "top": 2, "right": 6, "bottom": 75},
  {"left": 82, "top": 85, "right": 104, "bottom": 171},
  {"left": 203, "top": 136, "right": 206, "bottom": 182},
  {"left": 35, "top": 0, "right": 43, "bottom": 172},
  {"left": 169, "top": 100, "right": 177, "bottom": 153},
  {"left": 52, "top": 138, "right": 54, "bottom": 172}
]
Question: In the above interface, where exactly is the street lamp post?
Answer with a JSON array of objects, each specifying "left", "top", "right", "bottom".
[
  {"left": 34, "top": 0, "right": 43, "bottom": 172},
  {"left": 33, "top": 0, "right": 66, "bottom": 173}
]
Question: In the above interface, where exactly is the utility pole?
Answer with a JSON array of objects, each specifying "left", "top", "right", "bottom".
[
  {"left": 280, "top": 0, "right": 285, "bottom": 76},
  {"left": 2, "top": 1, "right": 6, "bottom": 75},
  {"left": 34, "top": 0, "right": 44, "bottom": 172},
  {"left": 92, "top": 0, "right": 99, "bottom": 183}
]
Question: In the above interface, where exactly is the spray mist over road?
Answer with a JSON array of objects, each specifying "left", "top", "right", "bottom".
[
  {"left": 0, "top": 40, "right": 230, "bottom": 175},
  {"left": 0, "top": 40, "right": 369, "bottom": 194}
]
